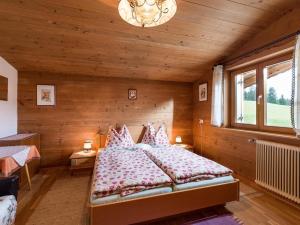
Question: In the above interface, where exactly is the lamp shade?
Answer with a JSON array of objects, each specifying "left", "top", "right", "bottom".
[
  {"left": 118, "top": 0, "right": 177, "bottom": 27},
  {"left": 175, "top": 136, "right": 182, "bottom": 144},
  {"left": 83, "top": 140, "right": 92, "bottom": 150}
]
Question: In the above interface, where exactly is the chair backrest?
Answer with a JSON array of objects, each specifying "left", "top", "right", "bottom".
[{"left": 0, "top": 175, "right": 19, "bottom": 199}]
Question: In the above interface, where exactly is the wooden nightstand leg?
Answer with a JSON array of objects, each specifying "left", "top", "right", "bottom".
[{"left": 25, "top": 163, "right": 32, "bottom": 190}]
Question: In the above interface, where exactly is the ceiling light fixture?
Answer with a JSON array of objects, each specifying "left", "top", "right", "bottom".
[{"left": 118, "top": 0, "right": 177, "bottom": 27}]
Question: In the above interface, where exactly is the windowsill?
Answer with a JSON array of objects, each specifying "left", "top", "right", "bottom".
[{"left": 221, "top": 127, "right": 299, "bottom": 140}]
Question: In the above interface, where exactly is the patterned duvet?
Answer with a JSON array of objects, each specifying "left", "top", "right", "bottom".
[
  {"left": 91, "top": 149, "right": 172, "bottom": 198},
  {"left": 143, "top": 146, "right": 232, "bottom": 183}
]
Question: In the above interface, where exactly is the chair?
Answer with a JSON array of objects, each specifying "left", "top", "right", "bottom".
[{"left": 0, "top": 176, "right": 19, "bottom": 225}]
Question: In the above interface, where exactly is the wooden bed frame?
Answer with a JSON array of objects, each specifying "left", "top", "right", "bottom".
[{"left": 89, "top": 179, "right": 239, "bottom": 225}]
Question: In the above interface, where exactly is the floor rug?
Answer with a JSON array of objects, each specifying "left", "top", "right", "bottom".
[
  {"left": 141, "top": 206, "right": 243, "bottom": 225},
  {"left": 183, "top": 214, "right": 243, "bottom": 225}
]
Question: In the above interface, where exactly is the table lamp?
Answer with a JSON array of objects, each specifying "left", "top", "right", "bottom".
[
  {"left": 83, "top": 140, "right": 92, "bottom": 153},
  {"left": 175, "top": 136, "right": 182, "bottom": 144}
]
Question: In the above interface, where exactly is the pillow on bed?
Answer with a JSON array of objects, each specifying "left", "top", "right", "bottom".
[
  {"left": 141, "top": 123, "right": 170, "bottom": 147},
  {"left": 141, "top": 123, "right": 156, "bottom": 146},
  {"left": 105, "top": 129, "right": 122, "bottom": 148},
  {"left": 106, "top": 125, "right": 135, "bottom": 148},
  {"left": 155, "top": 125, "right": 170, "bottom": 147},
  {"left": 121, "top": 125, "right": 135, "bottom": 147}
]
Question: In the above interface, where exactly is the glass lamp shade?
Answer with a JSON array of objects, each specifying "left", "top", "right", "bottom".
[
  {"left": 83, "top": 141, "right": 92, "bottom": 151},
  {"left": 175, "top": 136, "right": 182, "bottom": 144},
  {"left": 118, "top": 0, "right": 177, "bottom": 27}
]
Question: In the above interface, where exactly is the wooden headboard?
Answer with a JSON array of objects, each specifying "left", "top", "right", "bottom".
[{"left": 94, "top": 122, "right": 171, "bottom": 149}]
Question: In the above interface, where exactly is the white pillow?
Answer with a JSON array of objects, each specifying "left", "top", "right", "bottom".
[{"left": 141, "top": 123, "right": 170, "bottom": 147}]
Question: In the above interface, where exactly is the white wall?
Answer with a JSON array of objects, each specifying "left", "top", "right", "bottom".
[{"left": 0, "top": 57, "right": 18, "bottom": 138}]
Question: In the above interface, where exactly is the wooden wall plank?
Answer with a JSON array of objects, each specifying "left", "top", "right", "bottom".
[
  {"left": 193, "top": 8, "right": 300, "bottom": 181},
  {"left": 193, "top": 74, "right": 300, "bottom": 181},
  {"left": 0, "top": 0, "right": 298, "bottom": 82},
  {"left": 18, "top": 72, "right": 193, "bottom": 166}
]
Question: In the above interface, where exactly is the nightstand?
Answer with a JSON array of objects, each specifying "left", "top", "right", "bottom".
[
  {"left": 174, "top": 144, "right": 194, "bottom": 152},
  {"left": 69, "top": 150, "right": 97, "bottom": 175}
]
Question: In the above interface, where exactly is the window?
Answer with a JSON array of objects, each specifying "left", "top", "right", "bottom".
[
  {"left": 230, "top": 54, "right": 293, "bottom": 133},
  {"left": 234, "top": 69, "right": 257, "bottom": 125},
  {"left": 264, "top": 59, "right": 292, "bottom": 128}
]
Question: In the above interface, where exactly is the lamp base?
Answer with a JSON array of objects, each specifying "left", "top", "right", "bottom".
[{"left": 83, "top": 149, "right": 91, "bottom": 153}]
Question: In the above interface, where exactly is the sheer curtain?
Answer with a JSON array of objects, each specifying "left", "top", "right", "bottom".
[
  {"left": 292, "top": 34, "right": 300, "bottom": 137},
  {"left": 211, "top": 65, "right": 224, "bottom": 127}
]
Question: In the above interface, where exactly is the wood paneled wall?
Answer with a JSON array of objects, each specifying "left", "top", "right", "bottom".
[
  {"left": 228, "top": 7, "right": 300, "bottom": 61},
  {"left": 193, "top": 75, "right": 300, "bottom": 181},
  {"left": 193, "top": 9, "right": 300, "bottom": 181},
  {"left": 18, "top": 72, "right": 193, "bottom": 167}
]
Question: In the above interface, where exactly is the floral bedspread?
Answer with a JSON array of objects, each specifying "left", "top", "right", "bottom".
[
  {"left": 92, "top": 149, "right": 172, "bottom": 198},
  {"left": 0, "top": 195, "right": 17, "bottom": 225},
  {"left": 143, "top": 146, "right": 232, "bottom": 183}
]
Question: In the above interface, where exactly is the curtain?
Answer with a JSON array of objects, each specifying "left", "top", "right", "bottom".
[
  {"left": 211, "top": 65, "right": 224, "bottom": 127},
  {"left": 292, "top": 34, "right": 300, "bottom": 137}
]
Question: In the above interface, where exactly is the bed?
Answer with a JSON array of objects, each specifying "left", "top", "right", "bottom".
[
  {"left": 143, "top": 146, "right": 233, "bottom": 183},
  {"left": 89, "top": 146, "right": 239, "bottom": 225},
  {"left": 91, "top": 148, "right": 172, "bottom": 199}
]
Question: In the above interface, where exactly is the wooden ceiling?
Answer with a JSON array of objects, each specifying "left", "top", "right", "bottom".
[{"left": 0, "top": 0, "right": 298, "bottom": 82}]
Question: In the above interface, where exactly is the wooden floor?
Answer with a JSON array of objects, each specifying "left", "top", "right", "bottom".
[{"left": 15, "top": 167, "right": 300, "bottom": 225}]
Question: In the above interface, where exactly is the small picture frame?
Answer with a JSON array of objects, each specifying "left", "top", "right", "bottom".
[
  {"left": 128, "top": 89, "right": 137, "bottom": 100},
  {"left": 0, "top": 75, "right": 8, "bottom": 101},
  {"left": 37, "top": 84, "right": 56, "bottom": 106},
  {"left": 199, "top": 83, "right": 208, "bottom": 102}
]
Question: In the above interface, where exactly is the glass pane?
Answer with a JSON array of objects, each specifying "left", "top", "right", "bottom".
[
  {"left": 235, "top": 69, "right": 256, "bottom": 125},
  {"left": 264, "top": 60, "right": 292, "bottom": 128}
]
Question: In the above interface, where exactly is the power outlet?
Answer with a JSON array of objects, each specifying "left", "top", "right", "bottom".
[{"left": 199, "top": 119, "right": 204, "bottom": 125}]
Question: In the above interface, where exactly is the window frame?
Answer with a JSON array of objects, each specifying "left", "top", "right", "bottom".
[
  {"left": 229, "top": 53, "right": 294, "bottom": 134},
  {"left": 230, "top": 65, "right": 259, "bottom": 130}
]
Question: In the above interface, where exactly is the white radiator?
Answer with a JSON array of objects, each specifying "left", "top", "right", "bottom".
[{"left": 256, "top": 140, "right": 300, "bottom": 204}]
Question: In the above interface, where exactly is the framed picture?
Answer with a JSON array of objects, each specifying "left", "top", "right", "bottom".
[
  {"left": 128, "top": 89, "right": 137, "bottom": 100},
  {"left": 0, "top": 75, "right": 8, "bottom": 101},
  {"left": 199, "top": 83, "right": 208, "bottom": 102},
  {"left": 37, "top": 85, "right": 56, "bottom": 106}
]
